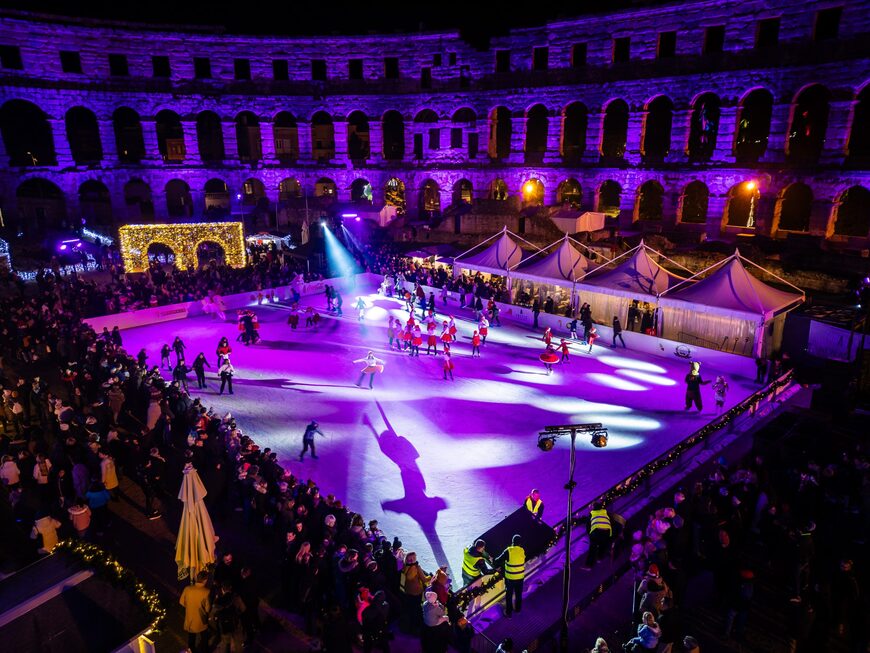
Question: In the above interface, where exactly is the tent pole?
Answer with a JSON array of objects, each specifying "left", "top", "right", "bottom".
[{"left": 737, "top": 252, "right": 806, "bottom": 297}]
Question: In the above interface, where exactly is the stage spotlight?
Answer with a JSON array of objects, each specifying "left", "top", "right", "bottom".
[
  {"left": 591, "top": 430, "right": 608, "bottom": 448},
  {"left": 537, "top": 436, "right": 556, "bottom": 451}
]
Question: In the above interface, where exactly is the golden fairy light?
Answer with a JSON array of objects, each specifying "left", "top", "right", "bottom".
[{"left": 118, "top": 222, "right": 247, "bottom": 273}]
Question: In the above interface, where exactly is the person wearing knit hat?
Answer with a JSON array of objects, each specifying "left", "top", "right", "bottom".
[{"left": 684, "top": 360, "right": 710, "bottom": 413}]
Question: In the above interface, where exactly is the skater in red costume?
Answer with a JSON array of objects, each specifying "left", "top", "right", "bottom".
[
  {"left": 442, "top": 350, "right": 455, "bottom": 381},
  {"left": 448, "top": 316, "right": 457, "bottom": 338},
  {"left": 426, "top": 320, "right": 439, "bottom": 355},
  {"left": 402, "top": 321, "right": 414, "bottom": 351},
  {"left": 539, "top": 343, "right": 559, "bottom": 375},
  {"left": 410, "top": 324, "right": 423, "bottom": 357},
  {"left": 354, "top": 351, "right": 385, "bottom": 389},
  {"left": 542, "top": 326, "right": 553, "bottom": 347},
  {"left": 559, "top": 338, "right": 571, "bottom": 364},
  {"left": 586, "top": 326, "right": 599, "bottom": 353},
  {"left": 478, "top": 316, "right": 489, "bottom": 344},
  {"left": 440, "top": 321, "right": 453, "bottom": 348},
  {"left": 471, "top": 331, "right": 481, "bottom": 358}
]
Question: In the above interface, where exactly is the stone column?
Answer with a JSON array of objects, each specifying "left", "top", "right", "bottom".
[
  {"left": 181, "top": 120, "right": 200, "bottom": 164},
  {"left": 107, "top": 185, "right": 125, "bottom": 227},
  {"left": 669, "top": 109, "right": 691, "bottom": 164},
  {"left": 259, "top": 121, "right": 278, "bottom": 164},
  {"left": 98, "top": 119, "right": 119, "bottom": 165},
  {"left": 369, "top": 120, "right": 383, "bottom": 163},
  {"left": 297, "top": 121, "right": 313, "bottom": 162},
  {"left": 762, "top": 102, "right": 788, "bottom": 163},
  {"left": 402, "top": 120, "right": 415, "bottom": 162},
  {"left": 584, "top": 109, "right": 603, "bottom": 163},
  {"left": 544, "top": 113, "right": 562, "bottom": 164},
  {"left": 822, "top": 100, "right": 852, "bottom": 165},
  {"left": 508, "top": 116, "right": 525, "bottom": 164},
  {"left": 333, "top": 121, "right": 348, "bottom": 163},
  {"left": 221, "top": 121, "right": 239, "bottom": 164},
  {"left": 151, "top": 190, "right": 169, "bottom": 221},
  {"left": 439, "top": 187, "right": 452, "bottom": 212},
  {"left": 625, "top": 111, "right": 644, "bottom": 165},
  {"left": 706, "top": 194, "right": 728, "bottom": 239},
  {"left": 49, "top": 119, "right": 74, "bottom": 167},
  {"left": 140, "top": 119, "right": 162, "bottom": 164},
  {"left": 713, "top": 106, "right": 738, "bottom": 163}
]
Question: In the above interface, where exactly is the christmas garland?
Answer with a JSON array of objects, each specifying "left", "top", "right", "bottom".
[
  {"left": 53, "top": 540, "right": 166, "bottom": 636},
  {"left": 455, "top": 371, "right": 794, "bottom": 611}
]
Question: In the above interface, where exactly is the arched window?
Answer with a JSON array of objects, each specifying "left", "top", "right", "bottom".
[
  {"left": 522, "top": 178, "right": 544, "bottom": 207},
  {"left": 350, "top": 178, "right": 373, "bottom": 203},
  {"left": 488, "top": 106, "right": 512, "bottom": 160},
  {"left": 556, "top": 179, "right": 582, "bottom": 208},
  {"left": 315, "top": 177, "right": 337, "bottom": 198},
  {"left": 420, "top": 180, "right": 441, "bottom": 213},
  {"left": 679, "top": 181, "right": 709, "bottom": 224},
  {"left": 0, "top": 100, "right": 56, "bottom": 166},
  {"left": 242, "top": 178, "right": 266, "bottom": 207},
  {"left": 601, "top": 99, "right": 629, "bottom": 161},
  {"left": 562, "top": 102, "right": 587, "bottom": 165},
  {"left": 413, "top": 109, "right": 438, "bottom": 160},
  {"left": 196, "top": 111, "right": 224, "bottom": 163},
  {"left": 452, "top": 108, "right": 478, "bottom": 158},
  {"left": 452, "top": 179, "right": 473, "bottom": 206},
  {"left": 156, "top": 110, "right": 185, "bottom": 163},
  {"left": 204, "top": 178, "right": 230, "bottom": 215},
  {"left": 311, "top": 111, "right": 335, "bottom": 162},
  {"left": 78, "top": 179, "right": 112, "bottom": 225},
  {"left": 347, "top": 110, "right": 370, "bottom": 161},
  {"left": 235, "top": 111, "right": 262, "bottom": 163},
  {"left": 735, "top": 89, "right": 773, "bottom": 163},
  {"left": 384, "top": 177, "right": 406, "bottom": 212},
  {"left": 382, "top": 110, "right": 404, "bottom": 161},
  {"left": 687, "top": 94, "right": 721, "bottom": 161},
  {"left": 680, "top": 181, "right": 710, "bottom": 224},
  {"left": 278, "top": 178, "right": 302, "bottom": 201},
  {"left": 597, "top": 180, "right": 622, "bottom": 218},
  {"left": 124, "top": 179, "right": 154, "bottom": 222},
  {"left": 525, "top": 104, "right": 548, "bottom": 163},
  {"left": 847, "top": 86, "right": 870, "bottom": 164},
  {"left": 724, "top": 181, "right": 761, "bottom": 228},
  {"left": 831, "top": 186, "right": 870, "bottom": 237},
  {"left": 641, "top": 97, "right": 673, "bottom": 163},
  {"left": 489, "top": 178, "right": 508, "bottom": 201},
  {"left": 787, "top": 85, "right": 830, "bottom": 163},
  {"left": 113, "top": 107, "right": 145, "bottom": 163},
  {"left": 65, "top": 107, "right": 102, "bottom": 164},
  {"left": 636, "top": 180, "right": 664, "bottom": 221},
  {"left": 274, "top": 112, "right": 298, "bottom": 162},
  {"left": 775, "top": 183, "right": 813, "bottom": 232},
  {"left": 165, "top": 179, "right": 192, "bottom": 218},
  {"left": 17, "top": 178, "right": 65, "bottom": 232}
]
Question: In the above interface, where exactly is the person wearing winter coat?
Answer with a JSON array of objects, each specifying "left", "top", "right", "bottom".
[
  {"left": 625, "top": 612, "right": 661, "bottom": 651},
  {"left": 219, "top": 359, "right": 235, "bottom": 395}
]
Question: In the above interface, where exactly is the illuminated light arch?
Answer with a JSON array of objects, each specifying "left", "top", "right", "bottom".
[{"left": 119, "top": 222, "right": 246, "bottom": 272}]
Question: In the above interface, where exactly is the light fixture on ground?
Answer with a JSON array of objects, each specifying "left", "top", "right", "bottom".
[{"left": 537, "top": 422, "right": 608, "bottom": 653}]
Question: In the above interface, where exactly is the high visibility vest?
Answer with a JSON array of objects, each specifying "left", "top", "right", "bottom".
[
  {"left": 525, "top": 497, "right": 542, "bottom": 515},
  {"left": 462, "top": 548, "right": 483, "bottom": 579},
  {"left": 504, "top": 546, "right": 526, "bottom": 581},
  {"left": 590, "top": 509, "right": 611, "bottom": 533}
]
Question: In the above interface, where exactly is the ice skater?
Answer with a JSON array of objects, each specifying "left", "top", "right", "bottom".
[
  {"left": 440, "top": 321, "right": 453, "bottom": 349},
  {"left": 402, "top": 321, "right": 413, "bottom": 351},
  {"left": 442, "top": 350, "right": 454, "bottom": 381},
  {"left": 539, "top": 344, "right": 559, "bottom": 375},
  {"left": 172, "top": 360, "right": 190, "bottom": 393},
  {"left": 612, "top": 316, "right": 626, "bottom": 348},
  {"left": 478, "top": 316, "right": 489, "bottom": 344},
  {"left": 160, "top": 343, "right": 172, "bottom": 370},
  {"left": 410, "top": 324, "right": 423, "bottom": 357},
  {"left": 684, "top": 361, "right": 710, "bottom": 413},
  {"left": 426, "top": 320, "right": 439, "bottom": 355},
  {"left": 218, "top": 357, "right": 235, "bottom": 395},
  {"left": 448, "top": 316, "right": 457, "bottom": 340},
  {"left": 354, "top": 297, "right": 367, "bottom": 321},
  {"left": 216, "top": 337, "right": 232, "bottom": 367},
  {"left": 568, "top": 317, "right": 579, "bottom": 340},
  {"left": 559, "top": 338, "right": 571, "bottom": 364},
  {"left": 172, "top": 336, "right": 186, "bottom": 364},
  {"left": 471, "top": 331, "right": 481, "bottom": 357},
  {"left": 712, "top": 375, "right": 729, "bottom": 414},
  {"left": 299, "top": 420, "right": 325, "bottom": 461},
  {"left": 354, "top": 351, "right": 385, "bottom": 389},
  {"left": 192, "top": 352, "right": 210, "bottom": 389},
  {"left": 586, "top": 326, "right": 599, "bottom": 353},
  {"left": 387, "top": 317, "right": 397, "bottom": 350}
]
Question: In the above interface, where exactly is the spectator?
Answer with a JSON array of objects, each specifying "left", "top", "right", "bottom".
[{"left": 179, "top": 570, "right": 211, "bottom": 653}]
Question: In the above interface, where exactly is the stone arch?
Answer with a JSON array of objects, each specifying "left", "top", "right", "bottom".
[
  {"left": 124, "top": 178, "right": 154, "bottom": 222},
  {"left": 347, "top": 110, "right": 370, "bottom": 160},
  {"left": 113, "top": 107, "right": 145, "bottom": 163},
  {"left": 562, "top": 102, "right": 588, "bottom": 164},
  {"left": 197, "top": 110, "right": 225, "bottom": 163},
  {"left": 350, "top": 178, "right": 373, "bottom": 203},
  {"left": 847, "top": 84, "right": 870, "bottom": 162},
  {"left": 522, "top": 178, "right": 545, "bottom": 207},
  {"left": 0, "top": 99, "right": 56, "bottom": 166},
  {"left": 489, "top": 178, "right": 509, "bottom": 201},
  {"left": 525, "top": 104, "right": 548, "bottom": 163},
  {"left": 687, "top": 93, "right": 721, "bottom": 161},
  {"left": 78, "top": 179, "right": 112, "bottom": 226},
  {"left": 556, "top": 178, "right": 582, "bottom": 208},
  {"left": 156, "top": 109, "right": 185, "bottom": 162},
  {"left": 195, "top": 239, "right": 227, "bottom": 267},
  {"left": 735, "top": 88, "right": 773, "bottom": 163},
  {"left": 119, "top": 222, "right": 246, "bottom": 272},
  {"left": 165, "top": 178, "right": 192, "bottom": 218},
  {"left": 641, "top": 96, "right": 673, "bottom": 163},
  {"left": 787, "top": 84, "right": 830, "bottom": 163},
  {"left": 600, "top": 98, "right": 629, "bottom": 161},
  {"left": 635, "top": 180, "right": 664, "bottom": 221},
  {"left": 384, "top": 177, "right": 406, "bottom": 212},
  {"left": 311, "top": 111, "right": 335, "bottom": 161},
  {"left": 16, "top": 178, "right": 66, "bottom": 232},
  {"left": 382, "top": 110, "right": 404, "bottom": 160},
  {"left": 66, "top": 106, "right": 102, "bottom": 164},
  {"left": 315, "top": 176, "right": 337, "bottom": 198},
  {"left": 242, "top": 178, "right": 266, "bottom": 207},
  {"left": 452, "top": 178, "right": 473, "bottom": 206},
  {"left": 419, "top": 179, "right": 441, "bottom": 214},
  {"left": 678, "top": 180, "right": 709, "bottom": 224},
  {"left": 278, "top": 177, "right": 302, "bottom": 201},
  {"left": 597, "top": 180, "right": 622, "bottom": 218},
  {"left": 235, "top": 111, "right": 262, "bottom": 163},
  {"left": 488, "top": 106, "right": 512, "bottom": 160},
  {"left": 773, "top": 182, "right": 813, "bottom": 232},
  {"left": 274, "top": 111, "right": 299, "bottom": 162},
  {"left": 723, "top": 181, "right": 761, "bottom": 228},
  {"left": 829, "top": 186, "right": 870, "bottom": 238},
  {"left": 204, "top": 178, "right": 230, "bottom": 215}
]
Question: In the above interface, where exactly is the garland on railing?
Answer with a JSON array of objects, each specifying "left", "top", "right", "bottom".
[
  {"left": 454, "top": 371, "right": 794, "bottom": 611},
  {"left": 54, "top": 540, "right": 166, "bottom": 636}
]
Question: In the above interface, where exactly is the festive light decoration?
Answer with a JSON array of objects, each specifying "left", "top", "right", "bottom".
[
  {"left": 454, "top": 371, "right": 794, "bottom": 611},
  {"left": 119, "top": 222, "right": 246, "bottom": 273},
  {"left": 53, "top": 540, "right": 166, "bottom": 635},
  {"left": 82, "top": 227, "right": 115, "bottom": 246}
]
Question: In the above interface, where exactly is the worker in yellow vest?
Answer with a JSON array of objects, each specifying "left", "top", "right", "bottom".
[
  {"left": 581, "top": 501, "right": 612, "bottom": 570},
  {"left": 461, "top": 539, "right": 493, "bottom": 586},
  {"left": 494, "top": 534, "right": 525, "bottom": 617},
  {"left": 524, "top": 489, "right": 544, "bottom": 521}
]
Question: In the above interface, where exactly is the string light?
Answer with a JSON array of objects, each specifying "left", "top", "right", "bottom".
[
  {"left": 454, "top": 371, "right": 794, "bottom": 610},
  {"left": 119, "top": 222, "right": 247, "bottom": 273}
]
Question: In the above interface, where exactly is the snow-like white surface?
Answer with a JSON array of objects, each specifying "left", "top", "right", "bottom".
[{"left": 121, "top": 286, "right": 756, "bottom": 576}]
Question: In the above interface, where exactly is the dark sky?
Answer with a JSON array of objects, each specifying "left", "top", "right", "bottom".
[{"left": 0, "top": 0, "right": 656, "bottom": 46}]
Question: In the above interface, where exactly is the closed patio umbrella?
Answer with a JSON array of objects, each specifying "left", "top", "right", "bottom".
[{"left": 174, "top": 463, "right": 216, "bottom": 581}]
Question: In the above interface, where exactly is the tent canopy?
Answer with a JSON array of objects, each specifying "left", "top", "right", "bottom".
[
  {"left": 659, "top": 251, "right": 804, "bottom": 322},
  {"left": 454, "top": 227, "right": 533, "bottom": 277},
  {"left": 578, "top": 241, "right": 691, "bottom": 300},
  {"left": 549, "top": 209, "right": 607, "bottom": 234},
  {"left": 512, "top": 234, "right": 601, "bottom": 285}
]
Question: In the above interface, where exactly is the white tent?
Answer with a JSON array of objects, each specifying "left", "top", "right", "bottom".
[
  {"left": 658, "top": 250, "right": 804, "bottom": 357},
  {"left": 574, "top": 241, "right": 693, "bottom": 329},
  {"left": 549, "top": 209, "right": 607, "bottom": 234},
  {"left": 453, "top": 227, "right": 541, "bottom": 280}
]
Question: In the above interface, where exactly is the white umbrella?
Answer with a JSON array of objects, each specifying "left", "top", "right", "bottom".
[{"left": 174, "top": 463, "right": 216, "bottom": 581}]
